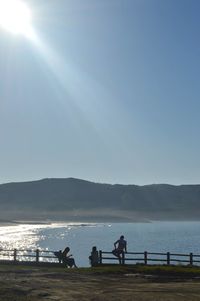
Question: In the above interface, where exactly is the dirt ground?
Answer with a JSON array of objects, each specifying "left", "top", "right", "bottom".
[{"left": 1, "top": 266, "right": 200, "bottom": 301}]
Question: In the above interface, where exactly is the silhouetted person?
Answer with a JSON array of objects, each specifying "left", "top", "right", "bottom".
[
  {"left": 62, "top": 247, "right": 77, "bottom": 268},
  {"left": 112, "top": 235, "right": 127, "bottom": 264},
  {"left": 89, "top": 246, "right": 99, "bottom": 267}
]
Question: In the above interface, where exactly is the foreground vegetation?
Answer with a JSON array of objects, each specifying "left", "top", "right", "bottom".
[
  {"left": 2, "top": 262, "right": 200, "bottom": 274},
  {"left": 1, "top": 264, "right": 200, "bottom": 300}
]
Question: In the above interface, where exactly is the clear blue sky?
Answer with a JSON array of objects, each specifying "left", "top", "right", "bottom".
[{"left": 0, "top": 0, "right": 200, "bottom": 185}]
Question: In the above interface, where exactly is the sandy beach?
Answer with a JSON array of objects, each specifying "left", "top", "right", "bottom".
[{"left": 1, "top": 264, "right": 200, "bottom": 301}]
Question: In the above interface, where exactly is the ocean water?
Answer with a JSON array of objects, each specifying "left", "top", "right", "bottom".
[{"left": 0, "top": 222, "right": 200, "bottom": 267}]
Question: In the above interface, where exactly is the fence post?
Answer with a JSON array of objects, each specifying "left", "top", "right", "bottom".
[
  {"left": 36, "top": 249, "right": 39, "bottom": 263},
  {"left": 122, "top": 252, "right": 125, "bottom": 265},
  {"left": 58, "top": 250, "right": 62, "bottom": 264},
  {"left": 14, "top": 249, "right": 17, "bottom": 262},
  {"left": 190, "top": 253, "right": 193, "bottom": 265},
  {"left": 144, "top": 251, "right": 148, "bottom": 265},
  {"left": 99, "top": 250, "right": 102, "bottom": 264},
  {"left": 167, "top": 252, "right": 170, "bottom": 265}
]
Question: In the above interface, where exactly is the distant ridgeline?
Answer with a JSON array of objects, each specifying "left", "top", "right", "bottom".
[{"left": 0, "top": 178, "right": 200, "bottom": 222}]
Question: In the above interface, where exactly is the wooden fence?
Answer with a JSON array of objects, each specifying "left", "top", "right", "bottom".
[
  {"left": 99, "top": 251, "right": 200, "bottom": 266},
  {"left": 1, "top": 248, "right": 200, "bottom": 266},
  {"left": 0, "top": 248, "right": 62, "bottom": 265}
]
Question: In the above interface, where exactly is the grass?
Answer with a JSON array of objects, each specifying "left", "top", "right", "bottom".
[
  {"left": 1, "top": 262, "right": 200, "bottom": 274},
  {"left": 83, "top": 264, "right": 200, "bottom": 276},
  {"left": 0, "top": 282, "right": 38, "bottom": 301},
  {"left": 1, "top": 263, "right": 200, "bottom": 300}
]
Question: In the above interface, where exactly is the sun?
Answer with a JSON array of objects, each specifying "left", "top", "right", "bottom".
[{"left": 0, "top": 0, "right": 33, "bottom": 37}]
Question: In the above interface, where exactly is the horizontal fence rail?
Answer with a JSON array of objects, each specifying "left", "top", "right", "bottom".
[
  {"left": 0, "top": 248, "right": 62, "bottom": 265},
  {"left": 1, "top": 248, "right": 200, "bottom": 267},
  {"left": 99, "top": 251, "right": 200, "bottom": 266}
]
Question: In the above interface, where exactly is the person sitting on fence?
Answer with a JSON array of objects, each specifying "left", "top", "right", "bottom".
[
  {"left": 89, "top": 246, "right": 99, "bottom": 267},
  {"left": 54, "top": 247, "right": 77, "bottom": 268},
  {"left": 62, "top": 247, "right": 77, "bottom": 268},
  {"left": 112, "top": 235, "right": 127, "bottom": 264}
]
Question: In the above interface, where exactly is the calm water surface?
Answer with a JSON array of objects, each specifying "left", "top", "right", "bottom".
[{"left": 0, "top": 222, "right": 200, "bottom": 266}]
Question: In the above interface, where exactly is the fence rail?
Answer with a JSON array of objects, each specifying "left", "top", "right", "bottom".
[
  {"left": 99, "top": 250, "right": 200, "bottom": 266},
  {"left": 1, "top": 248, "right": 200, "bottom": 267},
  {"left": 0, "top": 248, "right": 62, "bottom": 264}
]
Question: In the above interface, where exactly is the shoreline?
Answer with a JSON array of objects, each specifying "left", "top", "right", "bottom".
[
  {"left": 1, "top": 218, "right": 200, "bottom": 228},
  {"left": 0, "top": 219, "right": 52, "bottom": 227}
]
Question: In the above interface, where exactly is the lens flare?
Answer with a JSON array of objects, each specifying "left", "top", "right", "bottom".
[{"left": 0, "top": 0, "right": 33, "bottom": 37}]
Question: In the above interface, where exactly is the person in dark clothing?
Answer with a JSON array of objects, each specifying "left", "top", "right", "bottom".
[
  {"left": 89, "top": 246, "right": 99, "bottom": 266},
  {"left": 62, "top": 247, "right": 77, "bottom": 268},
  {"left": 54, "top": 247, "right": 77, "bottom": 268},
  {"left": 112, "top": 235, "right": 127, "bottom": 264}
]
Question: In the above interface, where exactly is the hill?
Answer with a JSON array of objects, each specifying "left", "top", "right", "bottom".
[{"left": 0, "top": 178, "right": 200, "bottom": 222}]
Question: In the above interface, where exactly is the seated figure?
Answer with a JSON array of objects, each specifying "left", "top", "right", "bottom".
[
  {"left": 62, "top": 247, "right": 77, "bottom": 268},
  {"left": 54, "top": 247, "right": 77, "bottom": 268},
  {"left": 89, "top": 246, "right": 99, "bottom": 266},
  {"left": 112, "top": 235, "right": 127, "bottom": 264}
]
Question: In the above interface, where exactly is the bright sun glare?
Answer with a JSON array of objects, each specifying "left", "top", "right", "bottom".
[{"left": 0, "top": 0, "right": 33, "bottom": 37}]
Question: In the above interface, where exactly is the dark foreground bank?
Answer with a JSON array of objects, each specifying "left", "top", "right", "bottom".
[{"left": 1, "top": 264, "right": 200, "bottom": 301}]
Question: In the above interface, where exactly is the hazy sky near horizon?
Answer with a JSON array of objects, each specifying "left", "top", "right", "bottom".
[{"left": 0, "top": 0, "right": 200, "bottom": 185}]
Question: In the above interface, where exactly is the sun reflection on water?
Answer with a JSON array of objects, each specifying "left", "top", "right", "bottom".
[
  {"left": 0, "top": 222, "right": 98, "bottom": 251},
  {"left": 0, "top": 224, "right": 45, "bottom": 250},
  {"left": 0, "top": 222, "right": 101, "bottom": 263}
]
